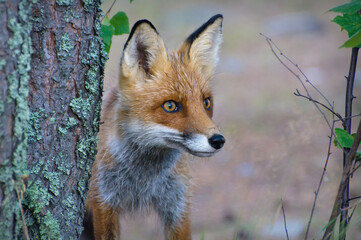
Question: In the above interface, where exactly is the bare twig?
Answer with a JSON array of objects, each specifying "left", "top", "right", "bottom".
[
  {"left": 294, "top": 90, "right": 343, "bottom": 122},
  {"left": 323, "top": 116, "right": 361, "bottom": 240},
  {"left": 260, "top": 33, "right": 337, "bottom": 129},
  {"left": 349, "top": 162, "right": 361, "bottom": 177},
  {"left": 348, "top": 204, "right": 358, "bottom": 223},
  {"left": 101, "top": 0, "right": 117, "bottom": 22},
  {"left": 341, "top": 200, "right": 361, "bottom": 212},
  {"left": 304, "top": 112, "right": 335, "bottom": 240},
  {"left": 335, "top": 113, "right": 361, "bottom": 122},
  {"left": 281, "top": 200, "right": 290, "bottom": 240},
  {"left": 13, "top": 180, "right": 30, "bottom": 240}
]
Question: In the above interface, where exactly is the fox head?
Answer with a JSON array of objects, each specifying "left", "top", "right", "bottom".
[{"left": 116, "top": 14, "right": 225, "bottom": 157}]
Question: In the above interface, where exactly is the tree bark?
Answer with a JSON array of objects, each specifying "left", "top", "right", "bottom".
[
  {"left": 1, "top": 0, "right": 104, "bottom": 239},
  {"left": 0, "top": 0, "right": 34, "bottom": 238}
]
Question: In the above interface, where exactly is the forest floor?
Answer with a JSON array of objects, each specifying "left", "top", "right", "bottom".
[{"left": 102, "top": 0, "right": 361, "bottom": 239}]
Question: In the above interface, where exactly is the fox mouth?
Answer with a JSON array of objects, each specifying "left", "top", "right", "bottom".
[
  {"left": 186, "top": 149, "right": 217, "bottom": 158},
  {"left": 168, "top": 142, "right": 217, "bottom": 157},
  {"left": 165, "top": 134, "right": 218, "bottom": 158}
]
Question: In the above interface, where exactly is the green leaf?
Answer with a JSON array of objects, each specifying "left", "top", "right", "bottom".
[
  {"left": 334, "top": 128, "right": 358, "bottom": 149},
  {"left": 103, "top": 42, "right": 111, "bottom": 54},
  {"left": 100, "top": 24, "right": 114, "bottom": 46},
  {"left": 329, "top": 0, "right": 361, "bottom": 14},
  {"left": 110, "top": 11, "right": 129, "bottom": 36},
  {"left": 130, "top": 0, "right": 134, "bottom": 2},
  {"left": 103, "top": 16, "right": 111, "bottom": 26},
  {"left": 331, "top": 13, "right": 361, "bottom": 37},
  {"left": 341, "top": 29, "right": 361, "bottom": 47}
]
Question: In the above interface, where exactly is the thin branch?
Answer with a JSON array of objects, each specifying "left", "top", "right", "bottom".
[
  {"left": 294, "top": 90, "right": 343, "bottom": 122},
  {"left": 260, "top": 33, "right": 337, "bottom": 129},
  {"left": 348, "top": 196, "right": 361, "bottom": 202},
  {"left": 101, "top": 0, "right": 117, "bottom": 22},
  {"left": 348, "top": 162, "right": 361, "bottom": 177},
  {"left": 260, "top": 33, "right": 335, "bottom": 109},
  {"left": 13, "top": 180, "right": 30, "bottom": 240},
  {"left": 341, "top": 199, "right": 361, "bottom": 212},
  {"left": 323, "top": 116, "right": 361, "bottom": 240},
  {"left": 304, "top": 111, "right": 335, "bottom": 240},
  {"left": 335, "top": 113, "right": 361, "bottom": 122},
  {"left": 348, "top": 203, "right": 358, "bottom": 223},
  {"left": 281, "top": 200, "right": 290, "bottom": 240}
]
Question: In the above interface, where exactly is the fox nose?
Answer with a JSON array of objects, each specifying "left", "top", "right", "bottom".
[{"left": 208, "top": 134, "right": 225, "bottom": 150}]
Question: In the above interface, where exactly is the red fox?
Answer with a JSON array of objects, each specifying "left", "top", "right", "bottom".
[{"left": 84, "top": 14, "right": 225, "bottom": 240}]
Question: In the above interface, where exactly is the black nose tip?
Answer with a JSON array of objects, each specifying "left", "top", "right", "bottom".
[{"left": 208, "top": 134, "right": 225, "bottom": 150}]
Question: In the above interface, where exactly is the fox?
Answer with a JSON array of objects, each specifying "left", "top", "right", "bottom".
[{"left": 83, "top": 14, "right": 225, "bottom": 240}]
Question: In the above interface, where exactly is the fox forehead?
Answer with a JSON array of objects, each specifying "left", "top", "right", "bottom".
[{"left": 126, "top": 53, "right": 213, "bottom": 104}]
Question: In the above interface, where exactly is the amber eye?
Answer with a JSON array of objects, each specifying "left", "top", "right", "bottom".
[
  {"left": 162, "top": 100, "right": 180, "bottom": 113},
  {"left": 203, "top": 97, "right": 211, "bottom": 110}
]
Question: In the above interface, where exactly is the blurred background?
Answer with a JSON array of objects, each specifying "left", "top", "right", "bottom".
[{"left": 101, "top": 0, "right": 361, "bottom": 239}]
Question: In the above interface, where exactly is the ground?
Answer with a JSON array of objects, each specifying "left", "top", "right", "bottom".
[{"left": 102, "top": 0, "right": 361, "bottom": 239}]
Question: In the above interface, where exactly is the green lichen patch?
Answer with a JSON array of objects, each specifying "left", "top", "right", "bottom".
[
  {"left": 56, "top": 0, "right": 73, "bottom": 6},
  {"left": 0, "top": 100, "right": 4, "bottom": 132},
  {"left": 56, "top": 33, "right": 73, "bottom": 58},
  {"left": 27, "top": 108, "right": 46, "bottom": 143},
  {"left": 55, "top": 152, "right": 71, "bottom": 175},
  {"left": 58, "top": 126, "right": 68, "bottom": 135},
  {"left": 61, "top": 196, "right": 77, "bottom": 226},
  {"left": 58, "top": 116, "right": 79, "bottom": 135},
  {"left": 39, "top": 211, "right": 61, "bottom": 239},
  {"left": 0, "top": 59, "right": 6, "bottom": 70},
  {"left": 44, "top": 170, "right": 62, "bottom": 196},
  {"left": 49, "top": 117, "right": 56, "bottom": 124},
  {"left": 77, "top": 135, "right": 98, "bottom": 162},
  {"left": 70, "top": 95, "right": 95, "bottom": 121},
  {"left": 82, "top": 0, "right": 94, "bottom": 12},
  {"left": 85, "top": 65, "right": 100, "bottom": 94},
  {"left": 24, "top": 180, "right": 52, "bottom": 216}
]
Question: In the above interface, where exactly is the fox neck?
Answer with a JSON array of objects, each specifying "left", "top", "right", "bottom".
[
  {"left": 97, "top": 134, "right": 183, "bottom": 211},
  {"left": 110, "top": 135, "right": 182, "bottom": 173}
]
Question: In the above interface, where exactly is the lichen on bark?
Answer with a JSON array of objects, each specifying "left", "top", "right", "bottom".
[
  {"left": 23, "top": 0, "right": 105, "bottom": 239},
  {"left": 0, "top": 0, "right": 36, "bottom": 238}
]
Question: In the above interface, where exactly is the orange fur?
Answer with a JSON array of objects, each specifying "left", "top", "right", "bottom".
[{"left": 84, "top": 15, "right": 224, "bottom": 240}]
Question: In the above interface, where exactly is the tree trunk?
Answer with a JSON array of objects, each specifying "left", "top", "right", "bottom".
[
  {"left": 1, "top": 0, "right": 104, "bottom": 239},
  {"left": 0, "top": 0, "right": 34, "bottom": 238}
]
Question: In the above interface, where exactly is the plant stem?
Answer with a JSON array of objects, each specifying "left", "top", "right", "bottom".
[
  {"left": 340, "top": 47, "right": 359, "bottom": 240},
  {"left": 323, "top": 116, "right": 361, "bottom": 240}
]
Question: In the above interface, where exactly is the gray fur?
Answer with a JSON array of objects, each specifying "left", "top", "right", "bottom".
[{"left": 96, "top": 122, "right": 188, "bottom": 228}]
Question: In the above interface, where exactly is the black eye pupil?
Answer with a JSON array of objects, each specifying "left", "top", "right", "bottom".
[{"left": 204, "top": 98, "right": 211, "bottom": 109}]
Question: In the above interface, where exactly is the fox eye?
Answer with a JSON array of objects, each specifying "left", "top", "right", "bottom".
[
  {"left": 203, "top": 97, "right": 211, "bottom": 110},
  {"left": 162, "top": 100, "right": 180, "bottom": 113}
]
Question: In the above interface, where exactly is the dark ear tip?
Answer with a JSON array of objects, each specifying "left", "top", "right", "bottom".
[
  {"left": 123, "top": 19, "right": 158, "bottom": 50},
  {"left": 185, "top": 14, "right": 223, "bottom": 45},
  {"left": 131, "top": 19, "right": 158, "bottom": 34},
  {"left": 212, "top": 14, "right": 223, "bottom": 21}
]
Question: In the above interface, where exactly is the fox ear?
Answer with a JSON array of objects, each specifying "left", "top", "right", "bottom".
[
  {"left": 121, "top": 20, "right": 167, "bottom": 78},
  {"left": 179, "top": 14, "right": 223, "bottom": 79}
]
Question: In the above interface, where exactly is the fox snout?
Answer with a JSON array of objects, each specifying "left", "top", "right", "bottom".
[{"left": 175, "top": 130, "right": 225, "bottom": 158}]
